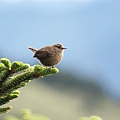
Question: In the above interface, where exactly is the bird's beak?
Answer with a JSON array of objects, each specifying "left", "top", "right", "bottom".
[{"left": 62, "top": 47, "right": 67, "bottom": 49}]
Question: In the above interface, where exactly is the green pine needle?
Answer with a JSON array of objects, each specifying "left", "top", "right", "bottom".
[{"left": 0, "top": 58, "right": 59, "bottom": 114}]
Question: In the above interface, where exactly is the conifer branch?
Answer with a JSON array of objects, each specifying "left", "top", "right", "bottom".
[
  {"left": 0, "top": 106, "right": 12, "bottom": 114},
  {"left": 0, "top": 58, "right": 59, "bottom": 114}
]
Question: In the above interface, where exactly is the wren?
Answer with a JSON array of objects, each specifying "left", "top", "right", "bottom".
[{"left": 28, "top": 43, "right": 67, "bottom": 68}]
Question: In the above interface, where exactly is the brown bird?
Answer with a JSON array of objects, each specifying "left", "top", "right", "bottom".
[{"left": 28, "top": 43, "right": 67, "bottom": 68}]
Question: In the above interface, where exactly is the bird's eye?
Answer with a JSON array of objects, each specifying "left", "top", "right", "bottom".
[
  {"left": 55, "top": 45, "right": 61, "bottom": 49},
  {"left": 57, "top": 46, "right": 61, "bottom": 48}
]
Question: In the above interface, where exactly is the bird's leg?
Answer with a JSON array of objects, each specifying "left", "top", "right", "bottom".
[{"left": 39, "top": 76, "right": 44, "bottom": 78}]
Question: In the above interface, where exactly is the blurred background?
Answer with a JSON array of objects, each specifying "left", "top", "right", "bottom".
[{"left": 0, "top": 0, "right": 120, "bottom": 120}]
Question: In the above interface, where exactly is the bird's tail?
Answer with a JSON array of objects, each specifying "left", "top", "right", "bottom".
[{"left": 28, "top": 47, "right": 37, "bottom": 53}]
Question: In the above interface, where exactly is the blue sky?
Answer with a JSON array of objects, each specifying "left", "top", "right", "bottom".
[{"left": 0, "top": 0, "right": 120, "bottom": 97}]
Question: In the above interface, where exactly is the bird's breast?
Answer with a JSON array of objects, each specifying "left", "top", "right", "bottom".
[{"left": 39, "top": 52, "right": 63, "bottom": 66}]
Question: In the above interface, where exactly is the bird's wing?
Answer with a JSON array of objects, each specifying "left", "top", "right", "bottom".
[{"left": 34, "top": 47, "right": 54, "bottom": 58}]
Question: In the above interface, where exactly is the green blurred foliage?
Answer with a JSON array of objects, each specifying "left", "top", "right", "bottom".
[
  {"left": 3, "top": 109, "right": 103, "bottom": 120},
  {"left": 80, "top": 116, "right": 102, "bottom": 120},
  {"left": 3, "top": 109, "right": 51, "bottom": 120}
]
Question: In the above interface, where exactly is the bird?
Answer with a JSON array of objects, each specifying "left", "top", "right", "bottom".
[{"left": 28, "top": 43, "right": 67, "bottom": 68}]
